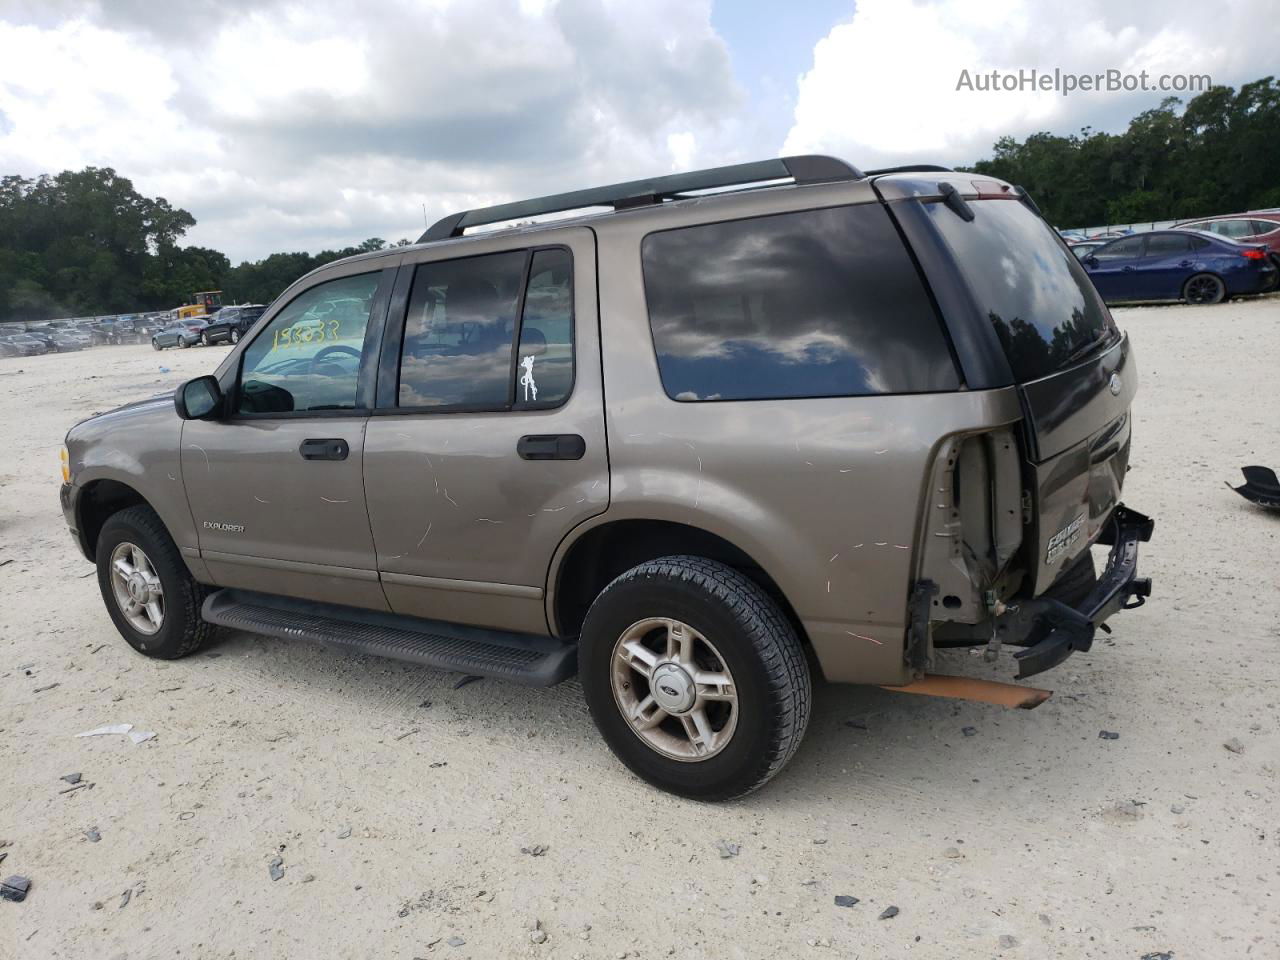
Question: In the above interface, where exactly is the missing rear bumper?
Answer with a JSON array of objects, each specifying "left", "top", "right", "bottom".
[
  {"left": 997, "top": 505, "right": 1153, "bottom": 679},
  {"left": 967, "top": 506, "right": 1152, "bottom": 680}
]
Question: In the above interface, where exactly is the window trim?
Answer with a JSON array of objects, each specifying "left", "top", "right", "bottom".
[
  {"left": 226, "top": 266, "right": 394, "bottom": 421},
  {"left": 639, "top": 202, "right": 962, "bottom": 404},
  {"left": 376, "top": 243, "right": 576, "bottom": 415}
]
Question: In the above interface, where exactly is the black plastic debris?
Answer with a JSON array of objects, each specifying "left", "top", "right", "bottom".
[
  {"left": 452, "top": 675, "right": 482, "bottom": 690},
  {"left": 1140, "top": 953, "right": 1174, "bottom": 960},
  {"left": 879, "top": 905, "right": 900, "bottom": 919},
  {"left": 1, "top": 875, "right": 31, "bottom": 902},
  {"left": 834, "top": 895, "right": 859, "bottom": 908},
  {"left": 1228, "top": 465, "right": 1280, "bottom": 510},
  {"left": 60, "top": 773, "right": 82, "bottom": 785},
  {"left": 1099, "top": 730, "right": 1120, "bottom": 740}
]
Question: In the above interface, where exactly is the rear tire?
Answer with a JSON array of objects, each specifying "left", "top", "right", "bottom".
[
  {"left": 95, "top": 505, "right": 214, "bottom": 659},
  {"left": 152, "top": 339, "right": 161, "bottom": 351},
  {"left": 579, "top": 556, "right": 810, "bottom": 801},
  {"left": 201, "top": 332, "right": 210, "bottom": 346},
  {"left": 230, "top": 329, "right": 240, "bottom": 344},
  {"left": 1183, "top": 272, "right": 1225, "bottom": 304},
  {"left": 178, "top": 338, "right": 189, "bottom": 349}
]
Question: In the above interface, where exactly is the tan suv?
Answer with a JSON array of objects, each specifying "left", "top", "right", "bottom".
[{"left": 60, "top": 156, "right": 1154, "bottom": 799}]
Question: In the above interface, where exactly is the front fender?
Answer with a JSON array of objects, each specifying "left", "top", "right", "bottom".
[{"left": 65, "top": 396, "right": 198, "bottom": 556}]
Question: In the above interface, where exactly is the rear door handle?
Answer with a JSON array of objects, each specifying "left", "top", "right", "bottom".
[
  {"left": 299, "top": 438, "right": 349, "bottom": 461},
  {"left": 517, "top": 434, "right": 586, "bottom": 461}
]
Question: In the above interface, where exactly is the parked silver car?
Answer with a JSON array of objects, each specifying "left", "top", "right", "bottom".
[
  {"left": 62, "top": 157, "right": 1154, "bottom": 799},
  {"left": 151, "top": 320, "right": 207, "bottom": 350}
]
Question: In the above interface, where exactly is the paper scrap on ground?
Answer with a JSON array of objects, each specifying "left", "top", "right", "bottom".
[
  {"left": 76, "top": 723, "right": 156, "bottom": 745},
  {"left": 77, "top": 724, "right": 133, "bottom": 737}
]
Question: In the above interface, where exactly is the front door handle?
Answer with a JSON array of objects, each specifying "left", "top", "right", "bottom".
[
  {"left": 517, "top": 434, "right": 586, "bottom": 461},
  {"left": 299, "top": 438, "right": 349, "bottom": 461}
]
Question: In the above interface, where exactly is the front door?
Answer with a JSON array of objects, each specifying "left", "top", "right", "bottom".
[
  {"left": 183, "top": 264, "right": 396, "bottom": 610},
  {"left": 1085, "top": 235, "right": 1146, "bottom": 300},
  {"left": 363, "top": 228, "right": 608, "bottom": 634}
]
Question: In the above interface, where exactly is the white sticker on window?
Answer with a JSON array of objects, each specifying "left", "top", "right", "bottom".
[{"left": 519, "top": 355, "right": 538, "bottom": 402}]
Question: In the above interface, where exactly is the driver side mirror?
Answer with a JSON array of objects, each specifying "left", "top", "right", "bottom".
[
  {"left": 175, "top": 375, "right": 223, "bottom": 420},
  {"left": 1084, "top": 255, "right": 1099, "bottom": 267}
]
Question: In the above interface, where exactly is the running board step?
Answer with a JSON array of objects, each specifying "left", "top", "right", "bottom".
[{"left": 202, "top": 589, "right": 576, "bottom": 686}]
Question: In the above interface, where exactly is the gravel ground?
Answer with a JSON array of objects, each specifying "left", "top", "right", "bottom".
[{"left": 1, "top": 297, "right": 1277, "bottom": 959}]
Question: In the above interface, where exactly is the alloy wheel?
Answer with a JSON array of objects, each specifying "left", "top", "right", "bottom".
[
  {"left": 108, "top": 541, "right": 165, "bottom": 635},
  {"left": 1185, "top": 274, "right": 1224, "bottom": 304},
  {"left": 610, "top": 617, "right": 738, "bottom": 761}
]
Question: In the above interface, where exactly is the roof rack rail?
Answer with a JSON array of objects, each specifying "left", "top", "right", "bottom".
[
  {"left": 419, "top": 155, "right": 864, "bottom": 242},
  {"left": 864, "top": 164, "right": 954, "bottom": 175}
]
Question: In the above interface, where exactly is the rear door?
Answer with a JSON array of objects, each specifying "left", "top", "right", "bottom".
[
  {"left": 916, "top": 194, "right": 1133, "bottom": 593},
  {"left": 1140, "top": 232, "right": 1196, "bottom": 299},
  {"left": 362, "top": 227, "right": 608, "bottom": 635}
]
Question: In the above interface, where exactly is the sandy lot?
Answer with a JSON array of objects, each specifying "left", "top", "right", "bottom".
[{"left": 1, "top": 298, "right": 1278, "bottom": 960}]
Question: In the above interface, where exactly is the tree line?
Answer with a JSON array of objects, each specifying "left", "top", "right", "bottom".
[
  {"left": 0, "top": 168, "right": 413, "bottom": 323},
  {"left": 2, "top": 76, "right": 1278, "bottom": 322},
  {"left": 966, "top": 76, "right": 1280, "bottom": 228}
]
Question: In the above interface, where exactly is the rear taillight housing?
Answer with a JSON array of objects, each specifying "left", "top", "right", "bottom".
[{"left": 1241, "top": 249, "right": 1266, "bottom": 259}]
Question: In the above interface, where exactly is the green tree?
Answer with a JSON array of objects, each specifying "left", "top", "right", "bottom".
[{"left": 969, "top": 76, "right": 1280, "bottom": 227}]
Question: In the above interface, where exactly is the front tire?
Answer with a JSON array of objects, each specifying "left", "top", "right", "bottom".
[
  {"left": 95, "top": 505, "right": 214, "bottom": 659},
  {"left": 201, "top": 332, "right": 210, "bottom": 346},
  {"left": 579, "top": 556, "right": 811, "bottom": 801},
  {"left": 230, "top": 329, "right": 240, "bottom": 344},
  {"left": 178, "top": 338, "right": 189, "bottom": 349},
  {"left": 1183, "top": 272, "right": 1225, "bottom": 304}
]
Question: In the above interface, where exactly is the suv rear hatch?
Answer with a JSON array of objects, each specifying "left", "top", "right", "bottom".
[{"left": 882, "top": 177, "right": 1134, "bottom": 595}]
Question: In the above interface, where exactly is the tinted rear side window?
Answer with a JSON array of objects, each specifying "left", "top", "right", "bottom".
[
  {"left": 398, "top": 251, "right": 527, "bottom": 409},
  {"left": 1145, "top": 233, "right": 1192, "bottom": 256},
  {"left": 925, "top": 199, "right": 1114, "bottom": 382},
  {"left": 641, "top": 204, "right": 959, "bottom": 401}
]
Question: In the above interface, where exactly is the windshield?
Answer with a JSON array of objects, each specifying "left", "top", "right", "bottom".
[{"left": 925, "top": 198, "right": 1115, "bottom": 382}]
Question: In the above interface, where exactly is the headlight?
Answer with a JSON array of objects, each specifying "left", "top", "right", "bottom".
[{"left": 60, "top": 445, "right": 70, "bottom": 484}]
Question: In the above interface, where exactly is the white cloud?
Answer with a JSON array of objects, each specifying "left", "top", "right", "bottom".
[
  {"left": 0, "top": 0, "right": 739, "bottom": 260},
  {"left": 0, "top": 0, "right": 1274, "bottom": 264},
  {"left": 783, "top": 0, "right": 1277, "bottom": 169}
]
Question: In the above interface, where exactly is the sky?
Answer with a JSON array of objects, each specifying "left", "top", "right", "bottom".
[{"left": 0, "top": 0, "right": 1274, "bottom": 262}]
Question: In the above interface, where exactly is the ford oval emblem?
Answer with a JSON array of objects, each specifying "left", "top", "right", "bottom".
[{"left": 1108, "top": 373, "right": 1122, "bottom": 396}]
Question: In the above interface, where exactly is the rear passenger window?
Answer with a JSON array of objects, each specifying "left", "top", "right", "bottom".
[
  {"left": 1217, "top": 219, "right": 1255, "bottom": 239},
  {"left": 397, "top": 247, "right": 575, "bottom": 410},
  {"left": 1144, "top": 234, "right": 1191, "bottom": 256},
  {"left": 641, "top": 205, "right": 959, "bottom": 401}
]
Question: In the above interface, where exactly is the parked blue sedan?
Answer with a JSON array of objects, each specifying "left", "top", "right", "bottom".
[{"left": 1080, "top": 229, "right": 1278, "bottom": 304}]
